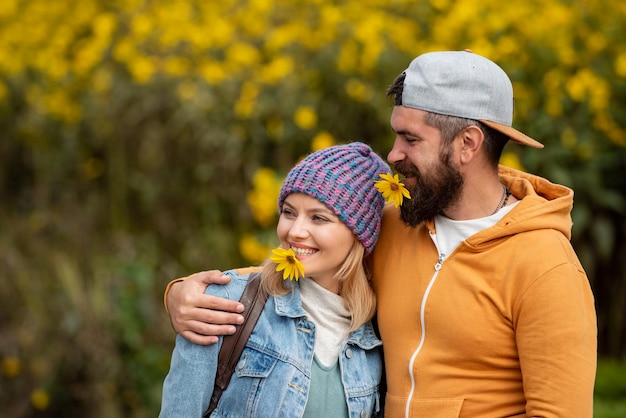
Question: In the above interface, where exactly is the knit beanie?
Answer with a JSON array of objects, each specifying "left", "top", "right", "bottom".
[{"left": 278, "top": 142, "right": 389, "bottom": 255}]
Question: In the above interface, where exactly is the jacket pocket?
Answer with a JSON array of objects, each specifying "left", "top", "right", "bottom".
[{"left": 234, "top": 348, "right": 278, "bottom": 378}]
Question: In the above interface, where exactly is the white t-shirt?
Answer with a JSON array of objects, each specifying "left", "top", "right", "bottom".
[{"left": 432, "top": 202, "right": 519, "bottom": 260}]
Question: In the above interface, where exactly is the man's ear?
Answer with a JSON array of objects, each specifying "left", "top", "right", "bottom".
[{"left": 458, "top": 125, "right": 484, "bottom": 164}]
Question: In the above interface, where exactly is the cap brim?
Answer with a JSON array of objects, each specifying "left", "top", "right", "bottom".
[{"left": 480, "top": 120, "right": 544, "bottom": 149}]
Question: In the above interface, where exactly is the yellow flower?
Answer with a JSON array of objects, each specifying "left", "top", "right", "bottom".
[
  {"left": 294, "top": 106, "right": 317, "bottom": 130},
  {"left": 374, "top": 173, "right": 411, "bottom": 208},
  {"left": 246, "top": 167, "right": 282, "bottom": 227},
  {"left": 31, "top": 389, "right": 50, "bottom": 410},
  {"left": 2, "top": 356, "right": 21, "bottom": 378},
  {"left": 311, "top": 131, "right": 335, "bottom": 151},
  {"left": 500, "top": 151, "right": 525, "bottom": 171},
  {"left": 239, "top": 234, "right": 272, "bottom": 264},
  {"left": 270, "top": 247, "right": 305, "bottom": 281}
]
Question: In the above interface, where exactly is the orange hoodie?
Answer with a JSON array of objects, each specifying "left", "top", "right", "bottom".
[{"left": 371, "top": 166, "right": 597, "bottom": 417}]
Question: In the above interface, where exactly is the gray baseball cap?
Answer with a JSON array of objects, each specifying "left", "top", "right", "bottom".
[{"left": 400, "top": 50, "right": 544, "bottom": 148}]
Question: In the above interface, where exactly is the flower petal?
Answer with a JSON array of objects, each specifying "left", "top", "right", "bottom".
[
  {"left": 271, "top": 247, "right": 304, "bottom": 281},
  {"left": 375, "top": 172, "right": 411, "bottom": 207}
]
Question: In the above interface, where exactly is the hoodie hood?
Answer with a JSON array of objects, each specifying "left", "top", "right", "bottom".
[{"left": 464, "top": 165, "right": 575, "bottom": 248}]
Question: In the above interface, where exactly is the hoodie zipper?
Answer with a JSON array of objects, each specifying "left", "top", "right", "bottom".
[
  {"left": 434, "top": 253, "right": 444, "bottom": 271},
  {"left": 404, "top": 235, "right": 445, "bottom": 417}
]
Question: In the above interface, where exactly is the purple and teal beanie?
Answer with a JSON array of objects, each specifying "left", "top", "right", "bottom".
[{"left": 278, "top": 142, "right": 389, "bottom": 255}]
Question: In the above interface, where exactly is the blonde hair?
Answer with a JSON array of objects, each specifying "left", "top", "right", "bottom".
[{"left": 260, "top": 237, "right": 376, "bottom": 332}]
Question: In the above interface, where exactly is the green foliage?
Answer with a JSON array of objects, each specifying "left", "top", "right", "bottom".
[
  {"left": 1, "top": 0, "right": 625, "bottom": 416},
  {"left": 594, "top": 358, "right": 626, "bottom": 418},
  {"left": 0, "top": 225, "right": 174, "bottom": 416}
]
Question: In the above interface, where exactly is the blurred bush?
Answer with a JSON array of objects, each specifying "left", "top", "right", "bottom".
[
  {"left": 0, "top": 0, "right": 624, "bottom": 416},
  {"left": 594, "top": 358, "right": 626, "bottom": 417}
]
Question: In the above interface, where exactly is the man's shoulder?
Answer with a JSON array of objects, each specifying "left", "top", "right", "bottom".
[{"left": 231, "top": 266, "right": 263, "bottom": 275}]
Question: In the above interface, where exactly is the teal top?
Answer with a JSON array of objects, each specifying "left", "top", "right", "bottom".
[{"left": 303, "top": 355, "right": 349, "bottom": 418}]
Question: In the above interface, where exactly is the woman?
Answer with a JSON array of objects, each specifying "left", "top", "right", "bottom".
[{"left": 160, "top": 142, "right": 390, "bottom": 417}]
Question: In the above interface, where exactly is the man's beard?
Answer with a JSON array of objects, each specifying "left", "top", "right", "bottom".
[{"left": 396, "top": 150, "right": 464, "bottom": 227}]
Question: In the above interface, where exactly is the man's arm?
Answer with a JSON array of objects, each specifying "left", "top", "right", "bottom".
[
  {"left": 516, "top": 262, "right": 597, "bottom": 417},
  {"left": 165, "top": 270, "right": 245, "bottom": 345}
]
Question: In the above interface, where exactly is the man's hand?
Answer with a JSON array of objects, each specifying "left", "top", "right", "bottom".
[{"left": 166, "top": 270, "right": 245, "bottom": 345}]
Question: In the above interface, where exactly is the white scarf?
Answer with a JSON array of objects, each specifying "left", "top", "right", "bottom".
[{"left": 299, "top": 278, "right": 351, "bottom": 367}]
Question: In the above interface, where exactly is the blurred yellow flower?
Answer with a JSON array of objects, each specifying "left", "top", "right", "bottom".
[
  {"left": 294, "top": 106, "right": 317, "bottom": 130},
  {"left": 594, "top": 113, "right": 626, "bottom": 147},
  {"left": 544, "top": 94, "right": 563, "bottom": 117},
  {"left": 338, "top": 41, "right": 358, "bottom": 73},
  {"left": 42, "top": 91, "right": 81, "bottom": 124},
  {"left": 226, "top": 42, "right": 261, "bottom": 67},
  {"left": 128, "top": 56, "right": 155, "bottom": 84},
  {"left": 354, "top": 15, "right": 384, "bottom": 72},
  {"left": 500, "top": 152, "right": 525, "bottom": 171},
  {"left": 567, "top": 69, "right": 595, "bottom": 102},
  {"left": 74, "top": 41, "right": 104, "bottom": 75},
  {"left": 0, "top": 0, "right": 17, "bottom": 18},
  {"left": 235, "top": 81, "right": 259, "bottom": 119},
  {"left": 346, "top": 78, "right": 371, "bottom": 103},
  {"left": 270, "top": 247, "right": 305, "bottom": 281},
  {"left": 311, "top": 131, "right": 335, "bottom": 151},
  {"left": 430, "top": 0, "right": 451, "bottom": 11},
  {"left": 375, "top": 173, "right": 411, "bottom": 208},
  {"left": 199, "top": 60, "right": 227, "bottom": 85},
  {"left": 616, "top": 52, "right": 626, "bottom": 77},
  {"left": 208, "top": 18, "right": 235, "bottom": 48},
  {"left": 2, "top": 356, "right": 21, "bottom": 378},
  {"left": 113, "top": 38, "right": 134, "bottom": 62},
  {"left": 560, "top": 127, "right": 577, "bottom": 149},
  {"left": 131, "top": 14, "right": 153, "bottom": 39},
  {"left": 31, "top": 389, "right": 50, "bottom": 410},
  {"left": 565, "top": 69, "right": 610, "bottom": 112},
  {"left": 165, "top": 57, "right": 190, "bottom": 77},
  {"left": 93, "top": 12, "right": 116, "bottom": 38},
  {"left": 247, "top": 168, "right": 282, "bottom": 227},
  {"left": 260, "top": 56, "right": 294, "bottom": 84},
  {"left": 265, "top": 25, "right": 294, "bottom": 53},
  {"left": 239, "top": 234, "right": 272, "bottom": 264}
]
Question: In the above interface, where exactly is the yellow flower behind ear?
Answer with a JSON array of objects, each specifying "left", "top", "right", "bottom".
[
  {"left": 270, "top": 247, "right": 305, "bottom": 281},
  {"left": 374, "top": 173, "right": 411, "bottom": 208}
]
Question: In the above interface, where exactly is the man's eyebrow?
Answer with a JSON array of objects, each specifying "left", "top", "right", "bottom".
[{"left": 393, "top": 127, "right": 420, "bottom": 137}]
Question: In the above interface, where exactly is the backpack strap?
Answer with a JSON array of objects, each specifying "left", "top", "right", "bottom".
[{"left": 204, "top": 272, "right": 268, "bottom": 417}]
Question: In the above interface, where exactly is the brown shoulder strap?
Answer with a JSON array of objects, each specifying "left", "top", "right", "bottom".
[{"left": 204, "top": 273, "right": 268, "bottom": 417}]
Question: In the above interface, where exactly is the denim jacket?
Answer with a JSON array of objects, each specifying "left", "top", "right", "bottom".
[{"left": 160, "top": 270, "right": 383, "bottom": 418}]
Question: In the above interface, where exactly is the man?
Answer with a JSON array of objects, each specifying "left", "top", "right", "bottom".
[{"left": 164, "top": 50, "right": 597, "bottom": 417}]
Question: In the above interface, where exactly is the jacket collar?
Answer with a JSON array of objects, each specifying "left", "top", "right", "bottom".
[{"left": 272, "top": 283, "right": 382, "bottom": 349}]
